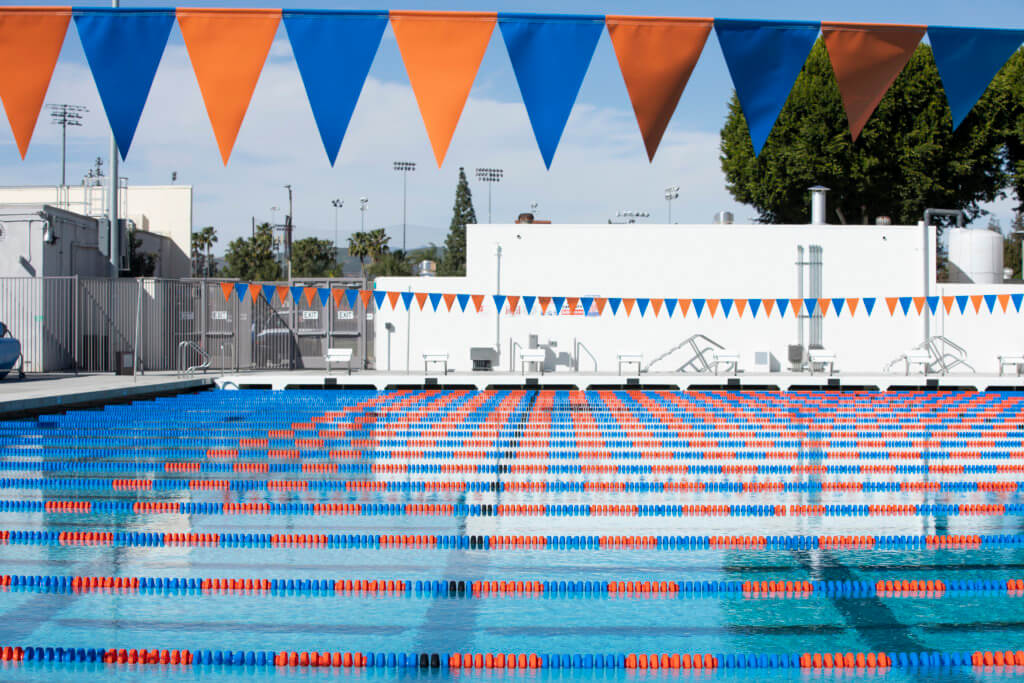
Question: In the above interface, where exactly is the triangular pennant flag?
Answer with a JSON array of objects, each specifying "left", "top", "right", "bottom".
[
  {"left": 832, "top": 298, "right": 845, "bottom": 316},
  {"left": 678, "top": 299, "right": 691, "bottom": 316},
  {"left": 335, "top": 289, "right": 348, "bottom": 307},
  {"left": 290, "top": 286, "right": 304, "bottom": 304},
  {"left": 821, "top": 22, "right": 926, "bottom": 140},
  {"left": 847, "top": 298, "right": 859, "bottom": 315},
  {"left": 471, "top": 294, "right": 484, "bottom": 312},
  {"left": 773, "top": 298, "right": 786, "bottom": 316},
  {"left": 74, "top": 9, "right": 174, "bottom": 159},
  {"left": 428, "top": 292, "right": 442, "bottom": 311},
  {"left": 955, "top": 295, "right": 969, "bottom": 313},
  {"left": 663, "top": 298, "right": 677, "bottom": 317},
  {"left": 706, "top": 299, "right": 719, "bottom": 317},
  {"left": 762, "top": 299, "right": 775, "bottom": 317},
  {"left": 387, "top": 291, "right": 401, "bottom": 309},
  {"left": 594, "top": 297, "right": 607, "bottom": 315},
  {"left": 622, "top": 298, "right": 636, "bottom": 315},
  {"left": 928, "top": 27, "right": 1024, "bottom": 129},
  {"left": 346, "top": 289, "right": 360, "bottom": 309},
  {"left": 998, "top": 293, "right": 1010, "bottom": 312},
  {"left": 373, "top": 290, "right": 386, "bottom": 309},
  {"left": 414, "top": 292, "right": 429, "bottom": 309},
  {"left": 498, "top": 13, "right": 604, "bottom": 168},
  {"left": 302, "top": 287, "right": 316, "bottom": 306},
  {"left": 442, "top": 293, "right": 456, "bottom": 311},
  {"left": 862, "top": 297, "right": 876, "bottom": 316},
  {"left": 492, "top": 294, "right": 507, "bottom": 312},
  {"left": 507, "top": 295, "right": 520, "bottom": 313},
  {"left": 650, "top": 298, "right": 663, "bottom": 316},
  {"left": 552, "top": 296, "right": 566, "bottom": 313},
  {"left": 275, "top": 286, "right": 289, "bottom": 304},
  {"left": 176, "top": 8, "right": 281, "bottom": 163},
  {"left": 608, "top": 297, "right": 622, "bottom": 315},
  {"left": 580, "top": 296, "right": 594, "bottom": 314},
  {"left": 390, "top": 11, "right": 496, "bottom": 166},
  {"left": 282, "top": 10, "right": 387, "bottom": 165},
  {"left": 714, "top": 19, "right": 820, "bottom": 155},
  {"left": 912, "top": 297, "right": 925, "bottom": 315},
  {"left": 566, "top": 296, "right": 580, "bottom": 313},
  {"left": 522, "top": 295, "right": 536, "bottom": 313},
  {"left": 636, "top": 298, "right": 650, "bottom": 316},
  {"left": 818, "top": 298, "right": 831, "bottom": 315},
  {"left": 1011, "top": 293, "right": 1023, "bottom": 312},
  {"left": 248, "top": 283, "right": 262, "bottom": 303},
  {"left": 735, "top": 299, "right": 747, "bottom": 317},
  {"left": 692, "top": 299, "right": 705, "bottom": 317},
  {"left": 400, "top": 291, "right": 415, "bottom": 310},
  {"left": 234, "top": 282, "right": 249, "bottom": 302},
  {"left": 538, "top": 296, "right": 552, "bottom": 313},
  {"left": 803, "top": 298, "right": 818, "bottom": 316},
  {"left": 898, "top": 296, "right": 913, "bottom": 315},
  {"left": 942, "top": 295, "right": 955, "bottom": 314},
  {"left": 456, "top": 293, "right": 470, "bottom": 312},
  {"left": 262, "top": 284, "right": 276, "bottom": 303},
  {"left": 720, "top": 298, "right": 733, "bottom": 317},
  {"left": 970, "top": 294, "right": 984, "bottom": 313},
  {"left": 885, "top": 297, "right": 899, "bottom": 315},
  {"left": 317, "top": 288, "right": 331, "bottom": 307},
  {"left": 359, "top": 290, "right": 372, "bottom": 308},
  {"left": 219, "top": 282, "right": 234, "bottom": 302},
  {"left": 0, "top": 8, "right": 71, "bottom": 159},
  {"left": 983, "top": 294, "right": 997, "bottom": 313},
  {"left": 926, "top": 296, "right": 939, "bottom": 314},
  {"left": 605, "top": 16, "right": 712, "bottom": 160}
]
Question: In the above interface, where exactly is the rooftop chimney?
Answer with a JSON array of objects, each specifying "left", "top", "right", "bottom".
[{"left": 809, "top": 185, "right": 829, "bottom": 225}]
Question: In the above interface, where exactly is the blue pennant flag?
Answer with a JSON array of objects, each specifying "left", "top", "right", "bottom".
[
  {"left": 457, "top": 294, "right": 470, "bottom": 312},
  {"left": 552, "top": 296, "right": 566, "bottom": 313},
  {"left": 692, "top": 299, "right": 706, "bottom": 317},
  {"left": 832, "top": 298, "right": 844, "bottom": 316},
  {"left": 234, "top": 283, "right": 248, "bottom": 302},
  {"left": 522, "top": 295, "right": 536, "bottom": 313},
  {"left": 345, "top": 289, "right": 359, "bottom": 309},
  {"left": 714, "top": 19, "right": 820, "bottom": 155},
  {"left": 862, "top": 298, "right": 875, "bottom": 316},
  {"left": 803, "top": 298, "right": 818, "bottom": 316},
  {"left": 720, "top": 298, "right": 733, "bottom": 317},
  {"left": 636, "top": 298, "right": 650, "bottom": 316},
  {"left": 748, "top": 299, "right": 761, "bottom": 317},
  {"left": 317, "top": 288, "right": 330, "bottom": 307},
  {"left": 664, "top": 298, "right": 677, "bottom": 317},
  {"left": 261, "top": 285, "right": 276, "bottom": 303},
  {"left": 400, "top": 292, "right": 414, "bottom": 310},
  {"left": 581, "top": 296, "right": 594, "bottom": 314},
  {"left": 290, "top": 286, "right": 304, "bottom": 304},
  {"left": 928, "top": 27, "right": 1024, "bottom": 129},
  {"left": 429, "top": 293, "right": 443, "bottom": 311},
  {"left": 498, "top": 13, "right": 605, "bottom": 168},
  {"left": 984, "top": 294, "right": 997, "bottom": 312},
  {"left": 898, "top": 297, "right": 913, "bottom": 315},
  {"left": 373, "top": 291, "right": 387, "bottom": 309},
  {"left": 776, "top": 298, "right": 789, "bottom": 317},
  {"left": 1012, "top": 293, "right": 1023, "bottom": 312},
  {"left": 608, "top": 298, "right": 622, "bottom": 315},
  {"left": 955, "top": 295, "right": 969, "bottom": 313},
  {"left": 283, "top": 10, "right": 387, "bottom": 165},
  {"left": 492, "top": 294, "right": 507, "bottom": 312},
  {"left": 73, "top": 9, "right": 175, "bottom": 159},
  {"left": 926, "top": 296, "right": 939, "bottom": 314}
]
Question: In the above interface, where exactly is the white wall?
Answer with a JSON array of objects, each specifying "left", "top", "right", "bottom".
[{"left": 374, "top": 223, "right": 954, "bottom": 374}]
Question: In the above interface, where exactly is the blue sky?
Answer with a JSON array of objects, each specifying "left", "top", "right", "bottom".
[{"left": 2, "top": 0, "right": 1022, "bottom": 256}]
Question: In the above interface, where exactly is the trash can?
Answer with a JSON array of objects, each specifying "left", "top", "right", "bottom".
[{"left": 115, "top": 351, "right": 134, "bottom": 375}]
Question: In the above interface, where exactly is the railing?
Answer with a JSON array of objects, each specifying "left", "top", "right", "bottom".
[
  {"left": 574, "top": 339, "right": 598, "bottom": 372},
  {"left": 177, "top": 341, "right": 210, "bottom": 376},
  {"left": 644, "top": 334, "right": 725, "bottom": 373},
  {"left": 884, "top": 335, "right": 975, "bottom": 376}
]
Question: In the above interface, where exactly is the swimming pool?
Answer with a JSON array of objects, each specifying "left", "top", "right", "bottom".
[{"left": 0, "top": 388, "right": 1022, "bottom": 680}]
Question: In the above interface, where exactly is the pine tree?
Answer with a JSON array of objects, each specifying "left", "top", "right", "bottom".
[{"left": 442, "top": 167, "right": 476, "bottom": 276}]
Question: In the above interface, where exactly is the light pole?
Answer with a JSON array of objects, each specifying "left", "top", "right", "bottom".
[
  {"left": 616, "top": 210, "right": 650, "bottom": 224},
  {"left": 393, "top": 161, "right": 415, "bottom": 253},
  {"left": 359, "top": 197, "right": 368, "bottom": 232},
  {"left": 664, "top": 186, "right": 679, "bottom": 224},
  {"left": 47, "top": 104, "right": 86, "bottom": 187},
  {"left": 331, "top": 198, "right": 343, "bottom": 263},
  {"left": 283, "top": 185, "right": 293, "bottom": 280},
  {"left": 476, "top": 168, "right": 503, "bottom": 223}
]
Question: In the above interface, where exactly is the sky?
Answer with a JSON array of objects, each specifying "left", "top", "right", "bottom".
[{"left": 2, "top": 0, "right": 1023, "bottom": 256}]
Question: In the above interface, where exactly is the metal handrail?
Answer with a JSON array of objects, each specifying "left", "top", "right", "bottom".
[
  {"left": 884, "top": 335, "right": 975, "bottom": 375},
  {"left": 575, "top": 340, "right": 598, "bottom": 372},
  {"left": 177, "top": 340, "right": 210, "bottom": 376},
  {"left": 644, "top": 334, "right": 725, "bottom": 373},
  {"left": 509, "top": 338, "right": 522, "bottom": 372}
]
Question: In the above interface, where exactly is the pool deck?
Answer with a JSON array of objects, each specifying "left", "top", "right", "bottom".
[
  {"left": 0, "top": 372, "right": 214, "bottom": 418},
  {"left": 214, "top": 369, "right": 1024, "bottom": 392}
]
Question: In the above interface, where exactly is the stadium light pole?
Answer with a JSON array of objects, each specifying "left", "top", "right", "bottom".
[
  {"left": 393, "top": 161, "right": 415, "bottom": 253},
  {"left": 47, "top": 104, "right": 86, "bottom": 187},
  {"left": 664, "top": 186, "right": 679, "bottom": 224},
  {"left": 616, "top": 210, "right": 650, "bottom": 224},
  {"left": 359, "top": 197, "right": 368, "bottom": 232},
  {"left": 331, "top": 198, "right": 343, "bottom": 265},
  {"left": 476, "top": 168, "right": 503, "bottom": 223}
]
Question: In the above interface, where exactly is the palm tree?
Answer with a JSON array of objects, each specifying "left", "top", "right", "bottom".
[
  {"left": 366, "top": 228, "right": 391, "bottom": 264},
  {"left": 347, "top": 231, "right": 370, "bottom": 278},
  {"left": 191, "top": 226, "right": 217, "bottom": 277}
]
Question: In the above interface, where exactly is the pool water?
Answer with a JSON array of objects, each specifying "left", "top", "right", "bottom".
[{"left": 0, "top": 388, "right": 1022, "bottom": 680}]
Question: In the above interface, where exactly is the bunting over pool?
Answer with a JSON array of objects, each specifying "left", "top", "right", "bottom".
[{"left": 0, "top": 7, "right": 1021, "bottom": 165}]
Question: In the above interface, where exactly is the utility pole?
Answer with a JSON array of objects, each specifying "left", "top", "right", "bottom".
[
  {"left": 393, "top": 161, "right": 416, "bottom": 252},
  {"left": 284, "top": 184, "right": 293, "bottom": 280},
  {"left": 47, "top": 104, "right": 86, "bottom": 187},
  {"left": 476, "top": 168, "right": 503, "bottom": 223}
]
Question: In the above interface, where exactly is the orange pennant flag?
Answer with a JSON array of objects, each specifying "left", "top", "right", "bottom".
[
  {"left": 387, "top": 291, "right": 401, "bottom": 309},
  {"left": 912, "top": 296, "right": 926, "bottom": 314},
  {"left": 390, "top": 11, "right": 496, "bottom": 166},
  {"left": 678, "top": 299, "right": 691, "bottom": 316},
  {"left": 359, "top": 290, "right": 373, "bottom": 308},
  {"left": 177, "top": 8, "right": 281, "bottom": 163},
  {"left": 303, "top": 287, "right": 316, "bottom": 305},
  {"left": 414, "top": 292, "right": 429, "bottom": 309},
  {"left": 821, "top": 22, "right": 925, "bottom": 140},
  {"left": 594, "top": 297, "right": 607, "bottom": 315},
  {"left": 789, "top": 299, "right": 803, "bottom": 316},
  {"left": 506, "top": 295, "right": 520, "bottom": 313},
  {"left": 247, "top": 283, "right": 261, "bottom": 302},
  {"left": 942, "top": 295, "right": 955, "bottom": 314},
  {"left": 443, "top": 293, "right": 456, "bottom": 311},
  {"left": 885, "top": 297, "right": 899, "bottom": 315},
  {"left": 763, "top": 299, "right": 775, "bottom": 317},
  {"left": 847, "top": 298, "right": 859, "bottom": 315},
  {"left": 998, "top": 293, "right": 1010, "bottom": 312},
  {"left": 331, "top": 289, "right": 345, "bottom": 306},
  {"left": 0, "top": 8, "right": 70, "bottom": 159},
  {"left": 734, "top": 299, "right": 747, "bottom": 317},
  {"left": 706, "top": 299, "right": 719, "bottom": 317},
  {"left": 219, "top": 282, "right": 234, "bottom": 302},
  {"left": 275, "top": 286, "right": 289, "bottom": 304},
  {"left": 622, "top": 298, "right": 635, "bottom": 315},
  {"left": 538, "top": 296, "right": 551, "bottom": 314},
  {"left": 818, "top": 298, "right": 831, "bottom": 316},
  {"left": 566, "top": 297, "right": 580, "bottom": 313},
  {"left": 605, "top": 16, "right": 711, "bottom": 161},
  {"left": 650, "top": 298, "right": 663, "bottom": 316},
  {"left": 970, "top": 294, "right": 984, "bottom": 313},
  {"left": 470, "top": 294, "right": 484, "bottom": 312}
]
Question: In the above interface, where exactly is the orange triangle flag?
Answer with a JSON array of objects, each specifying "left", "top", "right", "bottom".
[
  {"left": 332, "top": 289, "right": 345, "bottom": 306},
  {"left": 970, "top": 294, "right": 983, "bottom": 313},
  {"left": 387, "top": 291, "right": 401, "bottom": 309},
  {"left": 789, "top": 299, "right": 803, "bottom": 316},
  {"left": 566, "top": 297, "right": 580, "bottom": 313},
  {"left": 247, "top": 283, "right": 261, "bottom": 302},
  {"left": 706, "top": 299, "right": 719, "bottom": 317},
  {"left": 912, "top": 296, "right": 926, "bottom": 314},
  {"left": 998, "top": 293, "right": 1010, "bottom": 312},
  {"left": 818, "top": 298, "right": 831, "bottom": 315},
  {"left": 303, "top": 287, "right": 316, "bottom": 305},
  {"left": 885, "top": 297, "right": 899, "bottom": 315},
  {"left": 275, "top": 286, "right": 289, "bottom": 304},
  {"left": 390, "top": 11, "right": 496, "bottom": 166},
  {"left": 821, "top": 22, "right": 925, "bottom": 140},
  {"left": 734, "top": 299, "right": 747, "bottom": 317},
  {"left": 414, "top": 292, "right": 429, "bottom": 309},
  {"left": 942, "top": 295, "right": 955, "bottom": 313},
  {"left": 359, "top": 290, "right": 373, "bottom": 308},
  {"left": 506, "top": 295, "right": 520, "bottom": 313},
  {"left": 443, "top": 293, "right": 456, "bottom": 311},
  {"left": 594, "top": 297, "right": 607, "bottom": 315},
  {"left": 622, "top": 298, "right": 635, "bottom": 315},
  {"left": 763, "top": 299, "right": 775, "bottom": 317},
  {"left": 605, "top": 16, "right": 712, "bottom": 161},
  {"left": 219, "top": 282, "right": 234, "bottom": 302},
  {"left": 847, "top": 298, "right": 859, "bottom": 315},
  {"left": 538, "top": 296, "right": 551, "bottom": 313},
  {"left": 177, "top": 8, "right": 281, "bottom": 163},
  {"left": 471, "top": 294, "right": 484, "bottom": 312},
  {"left": 0, "top": 8, "right": 70, "bottom": 159},
  {"left": 678, "top": 299, "right": 691, "bottom": 316},
  {"left": 650, "top": 298, "right": 663, "bottom": 316}
]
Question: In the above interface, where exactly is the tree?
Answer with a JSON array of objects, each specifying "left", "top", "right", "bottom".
[
  {"left": 291, "top": 237, "right": 339, "bottom": 277},
  {"left": 368, "top": 249, "right": 412, "bottom": 278},
  {"left": 720, "top": 41, "right": 1009, "bottom": 227},
  {"left": 994, "top": 49, "right": 1024, "bottom": 210},
  {"left": 441, "top": 167, "right": 476, "bottom": 275},
  {"left": 347, "top": 231, "right": 370, "bottom": 277},
  {"left": 221, "top": 222, "right": 281, "bottom": 281},
  {"left": 190, "top": 225, "right": 217, "bottom": 277},
  {"left": 127, "top": 229, "right": 158, "bottom": 277},
  {"left": 365, "top": 228, "right": 391, "bottom": 263}
]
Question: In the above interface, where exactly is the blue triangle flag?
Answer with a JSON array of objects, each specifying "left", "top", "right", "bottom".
[
  {"left": 492, "top": 294, "right": 507, "bottom": 312},
  {"left": 748, "top": 299, "right": 761, "bottom": 317},
  {"left": 400, "top": 292, "right": 414, "bottom": 310},
  {"left": 664, "top": 298, "right": 677, "bottom": 317},
  {"left": 261, "top": 285, "right": 276, "bottom": 303},
  {"left": 803, "top": 298, "right": 818, "bottom": 316},
  {"left": 955, "top": 295, "right": 969, "bottom": 313},
  {"left": 290, "top": 286, "right": 304, "bottom": 304},
  {"left": 552, "top": 296, "right": 566, "bottom": 313},
  {"left": 522, "top": 295, "right": 536, "bottom": 313},
  {"left": 862, "top": 297, "right": 875, "bottom": 316},
  {"left": 457, "top": 294, "right": 470, "bottom": 312},
  {"left": 898, "top": 297, "right": 913, "bottom": 315},
  {"left": 776, "top": 298, "right": 789, "bottom": 316},
  {"left": 234, "top": 283, "right": 248, "bottom": 302},
  {"left": 1013, "top": 293, "right": 1024, "bottom": 312},
  {"left": 283, "top": 10, "right": 387, "bottom": 165},
  {"left": 373, "top": 291, "right": 387, "bottom": 309},
  {"left": 984, "top": 294, "right": 997, "bottom": 312},
  {"left": 720, "top": 298, "right": 733, "bottom": 317},
  {"left": 832, "top": 298, "right": 844, "bottom": 316},
  {"left": 581, "top": 296, "right": 594, "bottom": 314},
  {"left": 928, "top": 27, "right": 1024, "bottom": 129},
  {"left": 714, "top": 19, "right": 820, "bottom": 155},
  {"left": 926, "top": 296, "right": 939, "bottom": 314},
  {"left": 636, "top": 298, "right": 650, "bottom": 316},
  {"left": 428, "top": 292, "right": 442, "bottom": 311},
  {"left": 317, "top": 288, "right": 330, "bottom": 307},
  {"left": 608, "top": 297, "right": 622, "bottom": 315},
  {"left": 498, "top": 13, "right": 604, "bottom": 168},
  {"left": 73, "top": 9, "right": 175, "bottom": 159},
  {"left": 692, "top": 299, "right": 706, "bottom": 317},
  {"left": 345, "top": 289, "right": 359, "bottom": 309}
]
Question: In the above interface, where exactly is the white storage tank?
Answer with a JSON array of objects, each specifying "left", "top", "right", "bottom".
[{"left": 947, "top": 228, "right": 1003, "bottom": 284}]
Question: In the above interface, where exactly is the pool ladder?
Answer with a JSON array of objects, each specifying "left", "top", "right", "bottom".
[{"left": 177, "top": 341, "right": 210, "bottom": 376}]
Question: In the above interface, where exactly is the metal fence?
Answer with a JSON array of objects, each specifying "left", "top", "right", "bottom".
[{"left": 0, "top": 276, "right": 370, "bottom": 373}]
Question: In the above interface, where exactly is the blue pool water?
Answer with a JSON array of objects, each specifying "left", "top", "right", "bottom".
[{"left": 0, "top": 389, "right": 1022, "bottom": 680}]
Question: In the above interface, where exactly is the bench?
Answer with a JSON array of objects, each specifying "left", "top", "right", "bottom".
[
  {"left": 519, "top": 349, "right": 546, "bottom": 375},
  {"left": 711, "top": 350, "right": 740, "bottom": 376},
  {"left": 999, "top": 354, "right": 1024, "bottom": 376},
  {"left": 324, "top": 347, "right": 353, "bottom": 374},
  {"left": 808, "top": 349, "right": 836, "bottom": 376},
  {"left": 423, "top": 350, "right": 449, "bottom": 375},
  {"left": 617, "top": 352, "right": 643, "bottom": 376}
]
